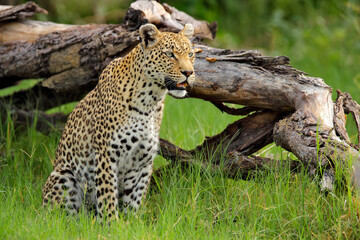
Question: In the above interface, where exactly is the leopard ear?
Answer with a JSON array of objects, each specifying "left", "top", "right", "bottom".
[
  {"left": 180, "top": 23, "right": 194, "bottom": 39},
  {"left": 139, "top": 24, "right": 162, "bottom": 48}
]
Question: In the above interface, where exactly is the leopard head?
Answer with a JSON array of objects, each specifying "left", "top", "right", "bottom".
[{"left": 139, "top": 23, "right": 195, "bottom": 98}]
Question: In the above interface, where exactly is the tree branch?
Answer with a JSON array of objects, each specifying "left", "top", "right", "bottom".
[{"left": 0, "top": 1, "right": 47, "bottom": 22}]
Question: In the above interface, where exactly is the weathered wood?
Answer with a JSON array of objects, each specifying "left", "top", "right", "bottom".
[
  {"left": 0, "top": 20, "right": 75, "bottom": 43},
  {"left": 191, "top": 45, "right": 329, "bottom": 113},
  {"left": 341, "top": 90, "right": 360, "bottom": 148},
  {"left": 0, "top": 1, "right": 47, "bottom": 22},
  {"left": 158, "top": 138, "right": 300, "bottom": 180},
  {"left": 211, "top": 103, "right": 260, "bottom": 116},
  {"left": 188, "top": 44, "right": 359, "bottom": 191},
  {"left": 190, "top": 110, "right": 286, "bottom": 159},
  {"left": 124, "top": 1, "right": 217, "bottom": 39},
  {"left": 0, "top": 24, "right": 139, "bottom": 88},
  {"left": 0, "top": 1, "right": 216, "bottom": 109},
  {"left": 334, "top": 90, "right": 351, "bottom": 144}
]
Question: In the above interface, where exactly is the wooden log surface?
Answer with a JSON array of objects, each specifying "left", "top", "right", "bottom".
[
  {"left": 0, "top": 1, "right": 215, "bottom": 108},
  {"left": 0, "top": 1, "right": 47, "bottom": 22}
]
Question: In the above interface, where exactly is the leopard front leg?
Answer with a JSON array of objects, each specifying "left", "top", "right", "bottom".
[
  {"left": 95, "top": 150, "right": 119, "bottom": 221},
  {"left": 122, "top": 153, "right": 154, "bottom": 214},
  {"left": 42, "top": 166, "right": 83, "bottom": 214}
]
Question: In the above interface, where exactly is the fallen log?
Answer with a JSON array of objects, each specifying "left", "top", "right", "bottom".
[
  {"left": 1, "top": 1, "right": 360, "bottom": 192},
  {"left": 0, "top": 1, "right": 215, "bottom": 109}
]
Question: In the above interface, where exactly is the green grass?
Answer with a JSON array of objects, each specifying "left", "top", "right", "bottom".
[
  {"left": 0, "top": 79, "right": 42, "bottom": 97},
  {"left": 1, "top": 97, "right": 360, "bottom": 239}
]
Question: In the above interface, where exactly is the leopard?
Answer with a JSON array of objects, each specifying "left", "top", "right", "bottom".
[{"left": 42, "top": 23, "right": 195, "bottom": 220}]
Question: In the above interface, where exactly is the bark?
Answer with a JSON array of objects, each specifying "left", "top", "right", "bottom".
[
  {"left": 124, "top": 1, "right": 217, "bottom": 39},
  {"left": 0, "top": 1, "right": 47, "bottom": 22},
  {"left": 1, "top": 1, "right": 360, "bottom": 190},
  {"left": 0, "top": 23, "right": 139, "bottom": 107},
  {"left": 158, "top": 138, "right": 300, "bottom": 180},
  {"left": 0, "top": 1, "right": 216, "bottom": 109}
]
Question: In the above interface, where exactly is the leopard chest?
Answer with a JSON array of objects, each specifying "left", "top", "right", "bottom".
[{"left": 108, "top": 113, "right": 159, "bottom": 173}]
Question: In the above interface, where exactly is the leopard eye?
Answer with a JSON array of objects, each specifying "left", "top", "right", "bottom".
[
  {"left": 165, "top": 51, "right": 175, "bottom": 58},
  {"left": 188, "top": 52, "right": 194, "bottom": 58}
]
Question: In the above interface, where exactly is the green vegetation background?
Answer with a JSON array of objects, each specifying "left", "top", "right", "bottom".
[{"left": 1, "top": 0, "right": 360, "bottom": 239}]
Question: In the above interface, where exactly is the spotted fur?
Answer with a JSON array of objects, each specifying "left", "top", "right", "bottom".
[{"left": 42, "top": 24, "right": 195, "bottom": 220}]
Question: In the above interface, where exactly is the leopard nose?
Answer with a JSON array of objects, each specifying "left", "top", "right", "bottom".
[{"left": 181, "top": 70, "right": 193, "bottom": 78}]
